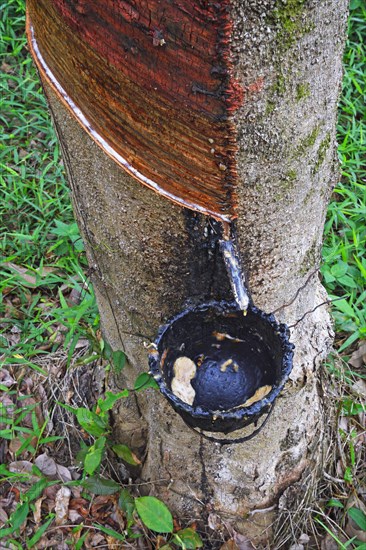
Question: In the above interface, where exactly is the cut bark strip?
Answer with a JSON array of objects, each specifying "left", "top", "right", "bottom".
[{"left": 26, "top": 0, "right": 243, "bottom": 221}]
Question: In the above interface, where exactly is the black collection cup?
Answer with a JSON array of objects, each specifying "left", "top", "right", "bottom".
[{"left": 148, "top": 300, "right": 294, "bottom": 435}]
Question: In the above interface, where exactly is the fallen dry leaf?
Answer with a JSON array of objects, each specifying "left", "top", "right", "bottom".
[
  {"left": 346, "top": 522, "right": 366, "bottom": 543},
  {"left": 55, "top": 486, "right": 71, "bottom": 525},
  {"left": 68, "top": 508, "right": 83, "bottom": 523},
  {"left": 36, "top": 534, "right": 69, "bottom": 549},
  {"left": 9, "top": 460, "right": 33, "bottom": 474},
  {"left": 35, "top": 453, "right": 57, "bottom": 477},
  {"left": 71, "top": 486, "right": 83, "bottom": 499},
  {"left": 2, "top": 262, "right": 60, "bottom": 287},
  {"left": 67, "top": 287, "right": 82, "bottom": 306},
  {"left": 232, "top": 532, "right": 255, "bottom": 550},
  {"left": 0, "top": 542, "right": 19, "bottom": 550},
  {"left": 91, "top": 495, "right": 115, "bottom": 522},
  {"left": 0, "top": 369, "right": 16, "bottom": 387},
  {"left": 43, "top": 483, "right": 61, "bottom": 513},
  {"left": 56, "top": 464, "right": 73, "bottom": 483},
  {"left": 44, "top": 484, "right": 61, "bottom": 501},
  {"left": 0, "top": 493, "right": 16, "bottom": 513},
  {"left": 34, "top": 454, "right": 72, "bottom": 482},
  {"left": 86, "top": 533, "right": 105, "bottom": 548},
  {"left": 9, "top": 436, "right": 36, "bottom": 456},
  {"left": 220, "top": 540, "right": 239, "bottom": 550},
  {"left": 208, "top": 512, "right": 224, "bottom": 531},
  {"left": 349, "top": 341, "right": 366, "bottom": 369},
  {"left": 19, "top": 396, "right": 44, "bottom": 429},
  {"left": 339, "top": 416, "right": 349, "bottom": 432},
  {"left": 110, "top": 506, "right": 125, "bottom": 531},
  {"left": 2, "top": 263, "right": 38, "bottom": 287},
  {"left": 0, "top": 506, "right": 8, "bottom": 526},
  {"left": 321, "top": 533, "right": 342, "bottom": 550},
  {"left": 1, "top": 62, "right": 12, "bottom": 73},
  {"left": 351, "top": 379, "right": 366, "bottom": 400},
  {"left": 106, "top": 534, "right": 123, "bottom": 549},
  {"left": 69, "top": 497, "right": 90, "bottom": 518},
  {"left": 33, "top": 496, "right": 44, "bottom": 524},
  {"left": 345, "top": 497, "right": 366, "bottom": 543},
  {"left": 0, "top": 394, "right": 15, "bottom": 425}
]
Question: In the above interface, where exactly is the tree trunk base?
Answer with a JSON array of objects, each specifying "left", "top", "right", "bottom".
[
  {"left": 42, "top": 67, "right": 339, "bottom": 545},
  {"left": 109, "top": 283, "right": 333, "bottom": 546}
]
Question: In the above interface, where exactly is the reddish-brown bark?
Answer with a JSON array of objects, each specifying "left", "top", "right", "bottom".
[{"left": 27, "top": 0, "right": 244, "bottom": 221}]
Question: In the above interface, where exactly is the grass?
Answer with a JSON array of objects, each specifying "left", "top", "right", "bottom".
[
  {"left": 321, "top": 0, "right": 366, "bottom": 355},
  {"left": 0, "top": 0, "right": 99, "bottom": 363},
  {"left": 0, "top": 0, "right": 365, "bottom": 548}
]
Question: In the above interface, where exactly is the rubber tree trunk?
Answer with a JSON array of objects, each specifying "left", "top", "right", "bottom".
[{"left": 35, "top": 0, "right": 347, "bottom": 544}]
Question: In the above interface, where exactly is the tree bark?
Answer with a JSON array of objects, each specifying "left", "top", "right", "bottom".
[{"left": 34, "top": 0, "right": 347, "bottom": 545}]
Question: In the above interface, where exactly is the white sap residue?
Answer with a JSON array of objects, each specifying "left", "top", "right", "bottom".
[{"left": 219, "top": 239, "right": 250, "bottom": 313}]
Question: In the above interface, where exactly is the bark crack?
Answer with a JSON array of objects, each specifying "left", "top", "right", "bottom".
[{"left": 198, "top": 436, "right": 213, "bottom": 514}]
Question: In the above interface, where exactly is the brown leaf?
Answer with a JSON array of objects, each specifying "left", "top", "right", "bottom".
[
  {"left": 68, "top": 508, "right": 84, "bottom": 523},
  {"left": 55, "top": 486, "right": 71, "bottom": 526},
  {"left": 349, "top": 342, "right": 366, "bottom": 369},
  {"left": 87, "top": 533, "right": 105, "bottom": 548},
  {"left": 69, "top": 497, "right": 90, "bottom": 518},
  {"left": 67, "top": 287, "right": 82, "bottom": 306},
  {"left": 208, "top": 512, "right": 224, "bottom": 531},
  {"left": 220, "top": 541, "right": 239, "bottom": 550},
  {"left": 35, "top": 534, "right": 69, "bottom": 549},
  {"left": 0, "top": 394, "right": 15, "bottom": 425},
  {"left": 43, "top": 483, "right": 61, "bottom": 513},
  {"left": 19, "top": 397, "right": 44, "bottom": 428},
  {"left": 345, "top": 497, "right": 366, "bottom": 543},
  {"left": 33, "top": 497, "right": 44, "bottom": 524},
  {"left": 2, "top": 262, "right": 60, "bottom": 287},
  {"left": 346, "top": 522, "right": 366, "bottom": 543},
  {"left": 233, "top": 532, "right": 255, "bottom": 550},
  {"left": 44, "top": 484, "right": 61, "bottom": 500},
  {"left": 1, "top": 62, "right": 12, "bottom": 74},
  {"left": 55, "top": 464, "right": 73, "bottom": 483},
  {"left": 0, "top": 542, "right": 19, "bottom": 550},
  {"left": 2, "top": 263, "right": 38, "bottom": 287},
  {"left": 110, "top": 506, "right": 125, "bottom": 531},
  {"left": 321, "top": 533, "right": 342, "bottom": 550},
  {"left": 351, "top": 379, "right": 366, "bottom": 400},
  {"left": 71, "top": 486, "right": 83, "bottom": 499},
  {"left": 35, "top": 453, "right": 57, "bottom": 477},
  {"left": 9, "top": 460, "right": 33, "bottom": 474},
  {"left": 9, "top": 435, "right": 37, "bottom": 457},
  {"left": 20, "top": 376, "right": 34, "bottom": 393},
  {"left": 34, "top": 455, "right": 71, "bottom": 481},
  {"left": 91, "top": 495, "right": 115, "bottom": 521},
  {"left": 4, "top": 303, "right": 24, "bottom": 320},
  {"left": 0, "top": 369, "right": 16, "bottom": 387},
  {"left": 0, "top": 506, "right": 8, "bottom": 526},
  {"left": 106, "top": 534, "right": 123, "bottom": 549}
]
